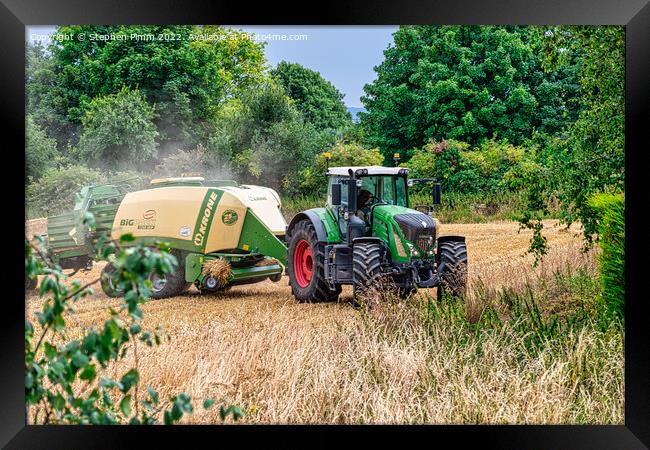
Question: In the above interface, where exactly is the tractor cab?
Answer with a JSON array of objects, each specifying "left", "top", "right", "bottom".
[
  {"left": 327, "top": 167, "right": 409, "bottom": 239},
  {"left": 325, "top": 166, "right": 441, "bottom": 242}
]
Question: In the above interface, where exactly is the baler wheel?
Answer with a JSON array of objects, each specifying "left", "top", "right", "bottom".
[{"left": 100, "top": 263, "right": 122, "bottom": 297}]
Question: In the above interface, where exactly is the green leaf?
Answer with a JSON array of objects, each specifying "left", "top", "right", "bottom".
[
  {"left": 203, "top": 399, "right": 215, "bottom": 409},
  {"left": 171, "top": 402, "right": 183, "bottom": 421},
  {"left": 119, "top": 233, "right": 136, "bottom": 243},
  {"left": 120, "top": 395, "right": 132, "bottom": 417},
  {"left": 44, "top": 342, "right": 57, "bottom": 360},
  {"left": 51, "top": 393, "right": 66, "bottom": 411},
  {"left": 79, "top": 364, "right": 97, "bottom": 381},
  {"left": 120, "top": 369, "right": 140, "bottom": 393},
  {"left": 83, "top": 212, "right": 96, "bottom": 229},
  {"left": 147, "top": 385, "right": 159, "bottom": 405},
  {"left": 71, "top": 351, "right": 89, "bottom": 368}
]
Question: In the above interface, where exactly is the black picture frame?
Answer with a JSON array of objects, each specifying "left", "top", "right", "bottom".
[{"left": 3, "top": 0, "right": 648, "bottom": 447}]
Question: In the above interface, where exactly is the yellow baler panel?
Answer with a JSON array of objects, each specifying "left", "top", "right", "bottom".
[
  {"left": 111, "top": 186, "right": 210, "bottom": 244},
  {"left": 204, "top": 191, "right": 247, "bottom": 253}
]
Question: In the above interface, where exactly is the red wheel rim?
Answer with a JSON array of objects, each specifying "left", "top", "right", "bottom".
[{"left": 294, "top": 239, "right": 313, "bottom": 288}]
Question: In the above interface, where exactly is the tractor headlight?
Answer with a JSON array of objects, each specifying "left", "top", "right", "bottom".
[{"left": 406, "top": 242, "right": 419, "bottom": 257}]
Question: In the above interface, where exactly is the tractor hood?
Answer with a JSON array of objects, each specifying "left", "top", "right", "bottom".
[{"left": 373, "top": 205, "right": 438, "bottom": 257}]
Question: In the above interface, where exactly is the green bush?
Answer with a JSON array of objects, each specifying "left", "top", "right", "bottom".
[
  {"left": 26, "top": 115, "right": 62, "bottom": 182},
  {"left": 26, "top": 165, "right": 103, "bottom": 218},
  {"left": 78, "top": 87, "right": 159, "bottom": 170},
  {"left": 299, "top": 142, "right": 384, "bottom": 196},
  {"left": 588, "top": 193, "right": 625, "bottom": 321},
  {"left": 404, "top": 138, "right": 526, "bottom": 195},
  {"left": 26, "top": 166, "right": 148, "bottom": 219}
]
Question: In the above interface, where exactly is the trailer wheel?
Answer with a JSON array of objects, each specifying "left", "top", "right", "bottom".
[
  {"left": 149, "top": 260, "right": 190, "bottom": 299},
  {"left": 436, "top": 236, "right": 468, "bottom": 301},
  {"left": 288, "top": 220, "right": 339, "bottom": 303},
  {"left": 352, "top": 242, "right": 385, "bottom": 304},
  {"left": 100, "top": 263, "right": 122, "bottom": 297}
]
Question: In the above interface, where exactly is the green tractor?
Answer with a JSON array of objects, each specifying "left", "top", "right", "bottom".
[{"left": 286, "top": 166, "right": 467, "bottom": 303}]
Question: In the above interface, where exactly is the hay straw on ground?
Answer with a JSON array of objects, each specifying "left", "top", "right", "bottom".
[{"left": 202, "top": 259, "right": 232, "bottom": 286}]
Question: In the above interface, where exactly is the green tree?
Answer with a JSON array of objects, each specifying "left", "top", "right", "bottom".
[
  {"left": 271, "top": 61, "right": 352, "bottom": 130},
  {"left": 299, "top": 141, "right": 384, "bottom": 194},
  {"left": 26, "top": 42, "right": 76, "bottom": 152},
  {"left": 405, "top": 138, "right": 525, "bottom": 194},
  {"left": 517, "top": 26, "right": 625, "bottom": 257},
  {"left": 26, "top": 115, "right": 61, "bottom": 182},
  {"left": 360, "top": 26, "right": 580, "bottom": 161},
  {"left": 78, "top": 88, "right": 158, "bottom": 170},
  {"left": 27, "top": 26, "right": 267, "bottom": 150},
  {"left": 210, "top": 82, "right": 329, "bottom": 193}
]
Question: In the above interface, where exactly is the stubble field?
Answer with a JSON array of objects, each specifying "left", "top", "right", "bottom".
[{"left": 25, "top": 219, "right": 624, "bottom": 424}]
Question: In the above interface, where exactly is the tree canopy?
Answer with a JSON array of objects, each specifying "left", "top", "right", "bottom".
[
  {"left": 271, "top": 61, "right": 352, "bottom": 130},
  {"left": 27, "top": 25, "right": 267, "bottom": 151},
  {"left": 78, "top": 88, "right": 159, "bottom": 170},
  {"left": 360, "top": 26, "right": 580, "bottom": 161}
]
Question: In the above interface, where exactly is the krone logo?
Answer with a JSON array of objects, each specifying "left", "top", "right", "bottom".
[
  {"left": 193, "top": 191, "right": 219, "bottom": 246},
  {"left": 221, "top": 209, "right": 238, "bottom": 226}
]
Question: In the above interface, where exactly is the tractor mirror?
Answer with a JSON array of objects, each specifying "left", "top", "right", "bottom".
[
  {"left": 432, "top": 183, "right": 441, "bottom": 205},
  {"left": 331, "top": 183, "right": 342, "bottom": 206}
]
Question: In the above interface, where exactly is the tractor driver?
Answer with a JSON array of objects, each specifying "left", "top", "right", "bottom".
[{"left": 356, "top": 189, "right": 374, "bottom": 222}]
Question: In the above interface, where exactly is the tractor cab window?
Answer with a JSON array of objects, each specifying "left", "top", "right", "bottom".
[
  {"left": 395, "top": 177, "right": 407, "bottom": 207},
  {"left": 328, "top": 176, "right": 348, "bottom": 207},
  {"left": 362, "top": 175, "right": 408, "bottom": 208},
  {"left": 382, "top": 177, "right": 395, "bottom": 204}
]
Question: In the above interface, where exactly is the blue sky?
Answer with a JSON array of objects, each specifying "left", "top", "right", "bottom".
[{"left": 26, "top": 25, "right": 398, "bottom": 108}]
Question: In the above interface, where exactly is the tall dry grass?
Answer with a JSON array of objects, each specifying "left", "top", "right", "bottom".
[{"left": 25, "top": 220, "right": 623, "bottom": 424}]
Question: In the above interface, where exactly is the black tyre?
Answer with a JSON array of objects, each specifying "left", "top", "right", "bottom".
[
  {"left": 199, "top": 283, "right": 232, "bottom": 295},
  {"left": 288, "top": 220, "right": 339, "bottom": 303},
  {"left": 436, "top": 236, "right": 468, "bottom": 301},
  {"left": 149, "top": 252, "right": 190, "bottom": 299},
  {"left": 100, "top": 263, "right": 122, "bottom": 297},
  {"left": 352, "top": 242, "right": 385, "bottom": 303},
  {"left": 25, "top": 276, "right": 37, "bottom": 291}
]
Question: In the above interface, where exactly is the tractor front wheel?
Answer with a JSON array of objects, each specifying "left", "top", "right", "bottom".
[
  {"left": 288, "top": 220, "right": 339, "bottom": 303},
  {"left": 436, "top": 236, "right": 468, "bottom": 301},
  {"left": 352, "top": 242, "right": 385, "bottom": 305}
]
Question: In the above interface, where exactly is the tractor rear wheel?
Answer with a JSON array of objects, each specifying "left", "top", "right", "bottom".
[
  {"left": 436, "top": 236, "right": 468, "bottom": 301},
  {"left": 352, "top": 242, "right": 385, "bottom": 304},
  {"left": 288, "top": 220, "right": 339, "bottom": 303}
]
